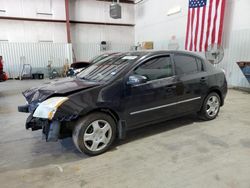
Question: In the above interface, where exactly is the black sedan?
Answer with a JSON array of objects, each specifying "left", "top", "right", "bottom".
[{"left": 18, "top": 51, "right": 227, "bottom": 155}]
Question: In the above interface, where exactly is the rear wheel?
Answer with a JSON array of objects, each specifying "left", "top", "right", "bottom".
[
  {"left": 199, "top": 92, "right": 221, "bottom": 120},
  {"left": 72, "top": 112, "right": 116, "bottom": 156}
]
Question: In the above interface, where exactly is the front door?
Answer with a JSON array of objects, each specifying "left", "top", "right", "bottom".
[{"left": 123, "top": 55, "right": 180, "bottom": 128}]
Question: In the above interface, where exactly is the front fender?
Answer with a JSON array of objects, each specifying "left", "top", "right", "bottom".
[
  {"left": 52, "top": 81, "right": 123, "bottom": 122},
  {"left": 52, "top": 99, "right": 88, "bottom": 121}
]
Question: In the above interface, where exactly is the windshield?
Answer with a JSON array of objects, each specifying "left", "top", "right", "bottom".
[
  {"left": 77, "top": 54, "right": 138, "bottom": 82},
  {"left": 90, "top": 54, "right": 113, "bottom": 64}
]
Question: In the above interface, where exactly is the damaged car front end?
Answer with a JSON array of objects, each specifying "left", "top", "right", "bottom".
[
  {"left": 18, "top": 77, "right": 101, "bottom": 142},
  {"left": 18, "top": 52, "right": 145, "bottom": 156}
]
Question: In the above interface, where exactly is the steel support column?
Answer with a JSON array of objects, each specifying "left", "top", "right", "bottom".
[{"left": 65, "top": 0, "right": 71, "bottom": 43}]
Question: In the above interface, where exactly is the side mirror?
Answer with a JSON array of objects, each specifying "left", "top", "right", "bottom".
[{"left": 127, "top": 75, "right": 148, "bottom": 86}]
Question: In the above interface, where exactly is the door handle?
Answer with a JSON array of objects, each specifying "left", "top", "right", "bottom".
[{"left": 200, "top": 77, "right": 207, "bottom": 83}]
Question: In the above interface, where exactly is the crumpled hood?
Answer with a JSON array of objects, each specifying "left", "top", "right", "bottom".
[{"left": 23, "top": 77, "right": 100, "bottom": 104}]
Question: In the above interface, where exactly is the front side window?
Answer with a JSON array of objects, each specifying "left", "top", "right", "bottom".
[
  {"left": 174, "top": 54, "right": 199, "bottom": 75},
  {"left": 134, "top": 56, "right": 173, "bottom": 81}
]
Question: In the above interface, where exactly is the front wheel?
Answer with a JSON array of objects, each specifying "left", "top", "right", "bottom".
[
  {"left": 72, "top": 112, "right": 116, "bottom": 156},
  {"left": 199, "top": 92, "right": 221, "bottom": 120}
]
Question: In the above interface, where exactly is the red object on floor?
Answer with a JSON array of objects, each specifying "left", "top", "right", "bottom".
[
  {"left": 0, "top": 72, "right": 8, "bottom": 81},
  {"left": 0, "top": 57, "right": 7, "bottom": 81},
  {"left": 3, "top": 72, "right": 8, "bottom": 81},
  {"left": 0, "top": 60, "right": 3, "bottom": 70}
]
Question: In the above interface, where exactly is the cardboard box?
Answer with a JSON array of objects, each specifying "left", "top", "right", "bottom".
[{"left": 142, "top": 41, "right": 154, "bottom": 50}]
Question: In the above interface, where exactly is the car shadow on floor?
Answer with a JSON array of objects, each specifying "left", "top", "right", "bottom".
[
  {"left": 113, "top": 113, "right": 201, "bottom": 148},
  {"left": 17, "top": 114, "right": 201, "bottom": 171}
]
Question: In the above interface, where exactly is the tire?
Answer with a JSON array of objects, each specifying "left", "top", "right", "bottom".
[
  {"left": 199, "top": 92, "right": 221, "bottom": 121},
  {"left": 72, "top": 112, "right": 116, "bottom": 156}
]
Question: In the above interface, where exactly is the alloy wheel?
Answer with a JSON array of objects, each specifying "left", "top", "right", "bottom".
[
  {"left": 83, "top": 120, "right": 112, "bottom": 152},
  {"left": 206, "top": 96, "right": 220, "bottom": 117}
]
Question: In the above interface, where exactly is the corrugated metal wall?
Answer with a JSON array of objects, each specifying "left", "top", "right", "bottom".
[
  {"left": 0, "top": 43, "right": 73, "bottom": 78},
  {"left": 216, "top": 29, "right": 250, "bottom": 88},
  {"left": 0, "top": 42, "right": 132, "bottom": 79}
]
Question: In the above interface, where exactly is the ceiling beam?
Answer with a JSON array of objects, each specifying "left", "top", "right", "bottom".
[
  {"left": 70, "top": 20, "right": 134, "bottom": 27},
  {"left": 0, "top": 16, "right": 135, "bottom": 27}
]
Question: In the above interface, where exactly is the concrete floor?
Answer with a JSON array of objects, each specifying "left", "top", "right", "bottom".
[{"left": 0, "top": 80, "right": 250, "bottom": 188}]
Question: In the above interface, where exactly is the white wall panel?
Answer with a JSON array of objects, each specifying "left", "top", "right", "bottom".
[
  {"left": 229, "top": 0, "right": 250, "bottom": 31},
  {"left": 0, "top": 0, "right": 65, "bottom": 19},
  {"left": 71, "top": 24, "right": 134, "bottom": 44},
  {"left": 0, "top": 20, "right": 67, "bottom": 43},
  {"left": 135, "top": 0, "right": 188, "bottom": 43},
  {"left": 71, "top": 23, "right": 134, "bottom": 61},
  {"left": 73, "top": 43, "right": 132, "bottom": 62},
  {"left": 0, "top": 0, "right": 135, "bottom": 45},
  {"left": 69, "top": 0, "right": 135, "bottom": 24}
]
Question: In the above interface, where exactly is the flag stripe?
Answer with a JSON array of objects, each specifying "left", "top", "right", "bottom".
[
  {"left": 208, "top": 0, "right": 216, "bottom": 45},
  {"left": 202, "top": 0, "right": 210, "bottom": 51},
  {"left": 199, "top": 6, "right": 206, "bottom": 51},
  {"left": 215, "top": 0, "right": 222, "bottom": 43},
  {"left": 194, "top": 8, "right": 200, "bottom": 51},
  {"left": 189, "top": 8, "right": 195, "bottom": 51},
  {"left": 218, "top": 0, "right": 226, "bottom": 45},
  {"left": 185, "top": 9, "right": 191, "bottom": 50},
  {"left": 192, "top": 8, "right": 198, "bottom": 51},
  {"left": 204, "top": 0, "right": 213, "bottom": 51},
  {"left": 211, "top": 0, "right": 220, "bottom": 45}
]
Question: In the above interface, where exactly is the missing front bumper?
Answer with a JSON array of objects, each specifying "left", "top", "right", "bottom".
[
  {"left": 26, "top": 115, "right": 61, "bottom": 142},
  {"left": 43, "top": 121, "right": 61, "bottom": 142}
]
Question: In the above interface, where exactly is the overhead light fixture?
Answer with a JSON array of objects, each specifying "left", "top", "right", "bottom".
[{"left": 167, "top": 6, "right": 181, "bottom": 16}]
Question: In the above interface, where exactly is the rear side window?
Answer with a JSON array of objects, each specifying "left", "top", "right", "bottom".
[
  {"left": 196, "top": 58, "right": 204, "bottom": 72},
  {"left": 134, "top": 56, "right": 173, "bottom": 81},
  {"left": 174, "top": 54, "right": 201, "bottom": 75}
]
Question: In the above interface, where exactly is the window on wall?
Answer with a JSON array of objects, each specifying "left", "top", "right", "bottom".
[
  {"left": 134, "top": 56, "right": 173, "bottom": 81},
  {"left": 36, "top": 0, "right": 52, "bottom": 15},
  {"left": 174, "top": 54, "right": 201, "bottom": 75}
]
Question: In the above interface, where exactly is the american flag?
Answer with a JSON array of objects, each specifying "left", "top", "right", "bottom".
[{"left": 185, "top": 0, "right": 226, "bottom": 52}]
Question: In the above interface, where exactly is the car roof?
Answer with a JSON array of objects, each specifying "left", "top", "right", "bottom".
[{"left": 118, "top": 50, "right": 204, "bottom": 60}]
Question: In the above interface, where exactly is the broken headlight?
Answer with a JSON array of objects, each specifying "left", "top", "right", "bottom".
[{"left": 33, "top": 97, "right": 68, "bottom": 120}]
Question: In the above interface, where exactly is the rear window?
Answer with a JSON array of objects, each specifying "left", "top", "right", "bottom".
[{"left": 196, "top": 58, "right": 204, "bottom": 72}]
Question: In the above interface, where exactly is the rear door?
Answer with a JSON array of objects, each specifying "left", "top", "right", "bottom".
[{"left": 172, "top": 53, "right": 209, "bottom": 113}]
